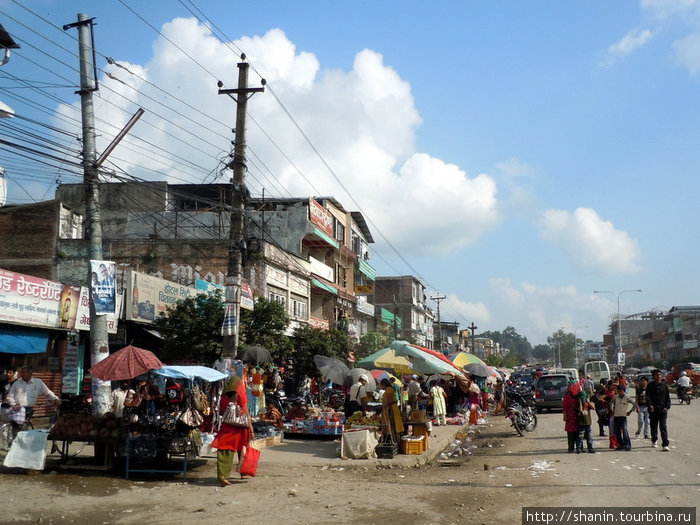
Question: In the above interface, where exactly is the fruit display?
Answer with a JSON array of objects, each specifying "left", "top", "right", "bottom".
[
  {"left": 49, "top": 412, "right": 121, "bottom": 441},
  {"left": 346, "top": 412, "right": 381, "bottom": 427}
]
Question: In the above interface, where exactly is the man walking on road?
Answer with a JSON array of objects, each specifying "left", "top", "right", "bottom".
[
  {"left": 635, "top": 376, "right": 650, "bottom": 439},
  {"left": 646, "top": 369, "right": 671, "bottom": 451},
  {"left": 6, "top": 366, "right": 60, "bottom": 422}
]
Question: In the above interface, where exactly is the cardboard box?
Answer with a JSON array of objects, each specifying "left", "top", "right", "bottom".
[{"left": 409, "top": 410, "right": 427, "bottom": 423}]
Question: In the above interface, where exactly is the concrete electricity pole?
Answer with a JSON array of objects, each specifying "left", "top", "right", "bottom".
[
  {"left": 64, "top": 13, "right": 110, "bottom": 414},
  {"left": 430, "top": 294, "right": 446, "bottom": 353},
  {"left": 218, "top": 56, "right": 264, "bottom": 357}
]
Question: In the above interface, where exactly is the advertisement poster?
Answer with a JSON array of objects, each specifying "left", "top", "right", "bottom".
[
  {"left": 127, "top": 270, "right": 195, "bottom": 323},
  {"left": 0, "top": 267, "right": 62, "bottom": 328},
  {"left": 74, "top": 287, "right": 122, "bottom": 334},
  {"left": 90, "top": 260, "right": 116, "bottom": 316},
  {"left": 58, "top": 285, "right": 81, "bottom": 329},
  {"left": 62, "top": 334, "right": 84, "bottom": 395}
]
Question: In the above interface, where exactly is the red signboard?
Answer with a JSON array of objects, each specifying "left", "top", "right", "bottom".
[{"left": 308, "top": 198, "right": 333, "bottom": 236}]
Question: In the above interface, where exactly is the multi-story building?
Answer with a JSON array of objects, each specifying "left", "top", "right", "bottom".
[{"left": 368, "top": 276, "right": 434, "bottom": 348}]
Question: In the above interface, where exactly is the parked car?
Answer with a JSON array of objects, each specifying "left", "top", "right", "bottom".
[{"left": 533, "top": 373, "right": 570, "bottom": 413}]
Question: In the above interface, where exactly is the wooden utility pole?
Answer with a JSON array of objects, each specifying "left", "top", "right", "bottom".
[
  {"left": 64, "top": 13, "right": 110, "bottom": 414},
  {"left": 430, "top": 294, "right": 446, "bottom": 353},
  {"left": 218, "top": 56, "right": 264, "bottom": 357},
  {"left": 468, "top": 321, "right": 478, "bottom": 354}
]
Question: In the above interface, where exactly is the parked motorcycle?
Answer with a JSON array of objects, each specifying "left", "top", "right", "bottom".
[
  {"left": 505, "top": 387, "right": 538, "bottom": 433},
  {"left": 265, "top": 389, "right": 291, "bottom": 416}
]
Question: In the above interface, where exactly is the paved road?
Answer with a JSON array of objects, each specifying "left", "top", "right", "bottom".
[{"left": 490, "top": 390, "right": 700, "bottom": 509}]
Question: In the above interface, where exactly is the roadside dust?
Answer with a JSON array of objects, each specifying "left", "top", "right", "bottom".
[{"left": 0, "top": 417, "right": 567, "bottom": 524}]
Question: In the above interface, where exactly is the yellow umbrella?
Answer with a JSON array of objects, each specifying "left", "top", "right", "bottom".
[
  {"left": 356, "top": 347, "right": 413, "bottom": 374},
  {"left": 448, "top": 351, "right": 488, "bottom": 369}
]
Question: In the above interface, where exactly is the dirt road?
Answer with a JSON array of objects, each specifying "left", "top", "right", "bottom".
[{"left": 1, "top": 400, "right": 697, "bottom": 524}]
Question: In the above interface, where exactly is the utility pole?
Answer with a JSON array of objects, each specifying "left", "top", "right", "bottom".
[
  {"left": 467, "top": 321, "right": 478, "bottom": 354},
  {"left": 218, "top": 55, "right": 264, "bottom": 357},
  {"left": 430, "top": 294, "right": 446, "bottom": 353},
  {"left": 64, "top": 13, "right": 110, "bottom": 414}
]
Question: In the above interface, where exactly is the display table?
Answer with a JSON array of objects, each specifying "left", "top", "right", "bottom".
[
  {"left": 124, "top": 435, "right": 190, "bottom": 480},
  {"left": 48, "top": 435, "right": 118, "bottom": 471}
]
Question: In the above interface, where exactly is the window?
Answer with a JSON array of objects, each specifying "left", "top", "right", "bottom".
[
  {"left": 267, "top": 290, "right": 286, "bottom": 306},
  {"left": 335, "top": 263, "right": 347, "bottom": 288},
  {"left": 291, "top": 298, "right": 308, "bottom": 319},
  {"left": 333, "top": 217, "right": 345, "bottom": 244}
]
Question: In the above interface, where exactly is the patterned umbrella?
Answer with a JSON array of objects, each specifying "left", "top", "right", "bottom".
[
  {"left": 89, "top": 345, "right": 164, "bottom": 381},
  {"left": 369, "top": 369, "right": 399, "bottom": 384},
  {"left": 390, "top": 341, "right": 463, "bottom": 375},
  {"left": 448, "top": 351, "right": 488, "bottom": 369},
  {"left": 355, "top": 347, "right": 413, "bottom": 374}
]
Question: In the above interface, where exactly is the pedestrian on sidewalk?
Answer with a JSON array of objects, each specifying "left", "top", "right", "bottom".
[
  {"left": 611, "top": 384, "right": 636, "bottom": 451},
  {"left": 635, "top": 376, "right": 650, "bottom": 439},
  {"left": 646, "top": 369, "right": 671, "bottom": 451}
]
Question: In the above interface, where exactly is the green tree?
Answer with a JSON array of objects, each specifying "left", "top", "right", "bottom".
[
  {"left": 485, "top": 353, "right": 503, "bottom": 367},
  {"left": 239, "top": 297, "right": 291, "bottom": 362},
  {"left": 291, "top": 325, "right": 352, "bottom": 379},
  {"left": 479, "top": 326, "right": 533, "bottom": 360},
  {"left": 356, "top": 331, "right": 389, "bottom": 360},
  {"left": 152, "top": 292, "right": 225, "bottom": 365},
  {"left": 547, "top": 329, "right": 579, "bottom": 368},
  {"left": 531, "top": 344, "right": 553, "bottom": 364}
]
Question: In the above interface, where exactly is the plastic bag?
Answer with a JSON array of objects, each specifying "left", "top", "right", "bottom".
[
  {"left": 8, "top": 406, "right": 25, "bottom": 425},
  {"left": 3, "top": 429, "right": 49, "bottom": 470},
  {"left": 236, "top": 445, "right": 260, "bottom": 477}
]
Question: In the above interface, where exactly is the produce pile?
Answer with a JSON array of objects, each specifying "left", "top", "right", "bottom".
[
  {"left": 346, "top": 412, "right": 381, "bottom": 426},
  {"left": 49, "top": 412, "right": 121, "bottom": 441}
]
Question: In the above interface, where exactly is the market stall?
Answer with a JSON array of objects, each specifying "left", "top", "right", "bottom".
[{"left": 123, "top": 365, "right": 228, "bottom": 480}]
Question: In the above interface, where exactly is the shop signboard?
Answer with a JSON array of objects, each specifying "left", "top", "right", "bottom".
[
  {"left": 0, "top": 267, "right": 62, "bottom": 328},
  {"left": 195, "top": 279, "right": 254, "bottom": 310},
  {"left": 127, "top": 270, "right": 196, "bottom": 323},
  {"left": 308, "top": 198, "right": 333, "bottom": 236}
]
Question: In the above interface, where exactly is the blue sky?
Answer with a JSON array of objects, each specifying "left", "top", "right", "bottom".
[{"left": 1, "top": 1, "right": 698, "bottom": 347}]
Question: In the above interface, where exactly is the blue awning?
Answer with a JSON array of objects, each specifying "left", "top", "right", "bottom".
[{"left": 0, "top": 326, "right": 50, "bottom": 354}]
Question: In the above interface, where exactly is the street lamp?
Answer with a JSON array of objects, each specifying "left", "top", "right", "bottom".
[{"left": 594, "top": 289, "right": 643, "bottom": 365}]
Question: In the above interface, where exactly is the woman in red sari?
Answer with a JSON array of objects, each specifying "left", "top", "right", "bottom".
[{"left": 212, "top": 375, "right": 255, "bottom": 486}]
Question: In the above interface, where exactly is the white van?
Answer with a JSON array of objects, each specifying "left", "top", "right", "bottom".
[
  {"left": 583, "top": 361, "right": 611, "bottom": 385},
  {"left": 555, "top": 368, "right": 579, "bottom": 382}
]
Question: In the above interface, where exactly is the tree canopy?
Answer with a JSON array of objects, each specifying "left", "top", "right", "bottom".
[
  {"left": 152, "top": 292, "right": 225, "bottom": 365},
  {"left": 479, "top": 326, "right": 533, "bottom": 360},
  {"left": 239, "top": 297, "right": 292, "bottom": 362}
]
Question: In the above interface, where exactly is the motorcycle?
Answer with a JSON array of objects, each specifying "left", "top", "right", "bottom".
[
  {"left": 265, "top": 389, "right": 292, "bottom": 416},
  {"left": 504, "top": 402, "right": 525, "bottom": 436},
  {"left": 505, "top": 387, "right": 538, "bottom": 433},
  {"left": 677, "top": 385, "right": 692, "bottom": 405}
]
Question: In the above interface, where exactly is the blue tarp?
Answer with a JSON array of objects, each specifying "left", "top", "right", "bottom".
[
  {"left": 0, "top": 326, "right": 50, "bottom": 354},
  {"left": 153, "top": 365, "right": 228, "bottom": 382}
]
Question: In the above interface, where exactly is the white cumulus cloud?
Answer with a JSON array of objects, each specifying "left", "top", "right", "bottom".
[
  {"left": 445, "top": 293, "right": 490, "bottom": 323},
  {"left": 66, "top": 19, "right": 501, "bottom": 256},
  {"left": 602, "top": 28, "right": 653, "bottom": 65},
  {"left": 538, "top": 207, "right": 641, "bottom": 274}
]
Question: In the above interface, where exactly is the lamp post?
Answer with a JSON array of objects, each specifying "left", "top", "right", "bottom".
[{"left": 594, "top": 289, "right": 642, "bottom": 364}]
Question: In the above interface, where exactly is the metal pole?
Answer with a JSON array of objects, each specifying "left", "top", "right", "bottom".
[
  {"left": 69, "top": 13, "right": 110, "bottom": 415},
  {"left": 594, "top": 289, "right": 642, "bottom": 366}
]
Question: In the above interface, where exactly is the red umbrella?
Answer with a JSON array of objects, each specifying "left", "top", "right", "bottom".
[{"left": 89, "top": 345, "right": 165, "bottom": 381}]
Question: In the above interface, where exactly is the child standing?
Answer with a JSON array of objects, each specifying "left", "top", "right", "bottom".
[{"left": 611, "top": 384, "right": 637, "bottom": 451}]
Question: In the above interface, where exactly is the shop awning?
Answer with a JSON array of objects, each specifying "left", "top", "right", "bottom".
[
  {"left": 357, "top": 258, "right": 375, "bottom": 281},
  {"left": 381, "top": 308, "right": 402, "bottom": 329},
  {"left": 311, "top": 278, "right": 338, "bottom": 295},
  {"left": 0, "top": 325, "right": 50, "bottom": 354}
]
